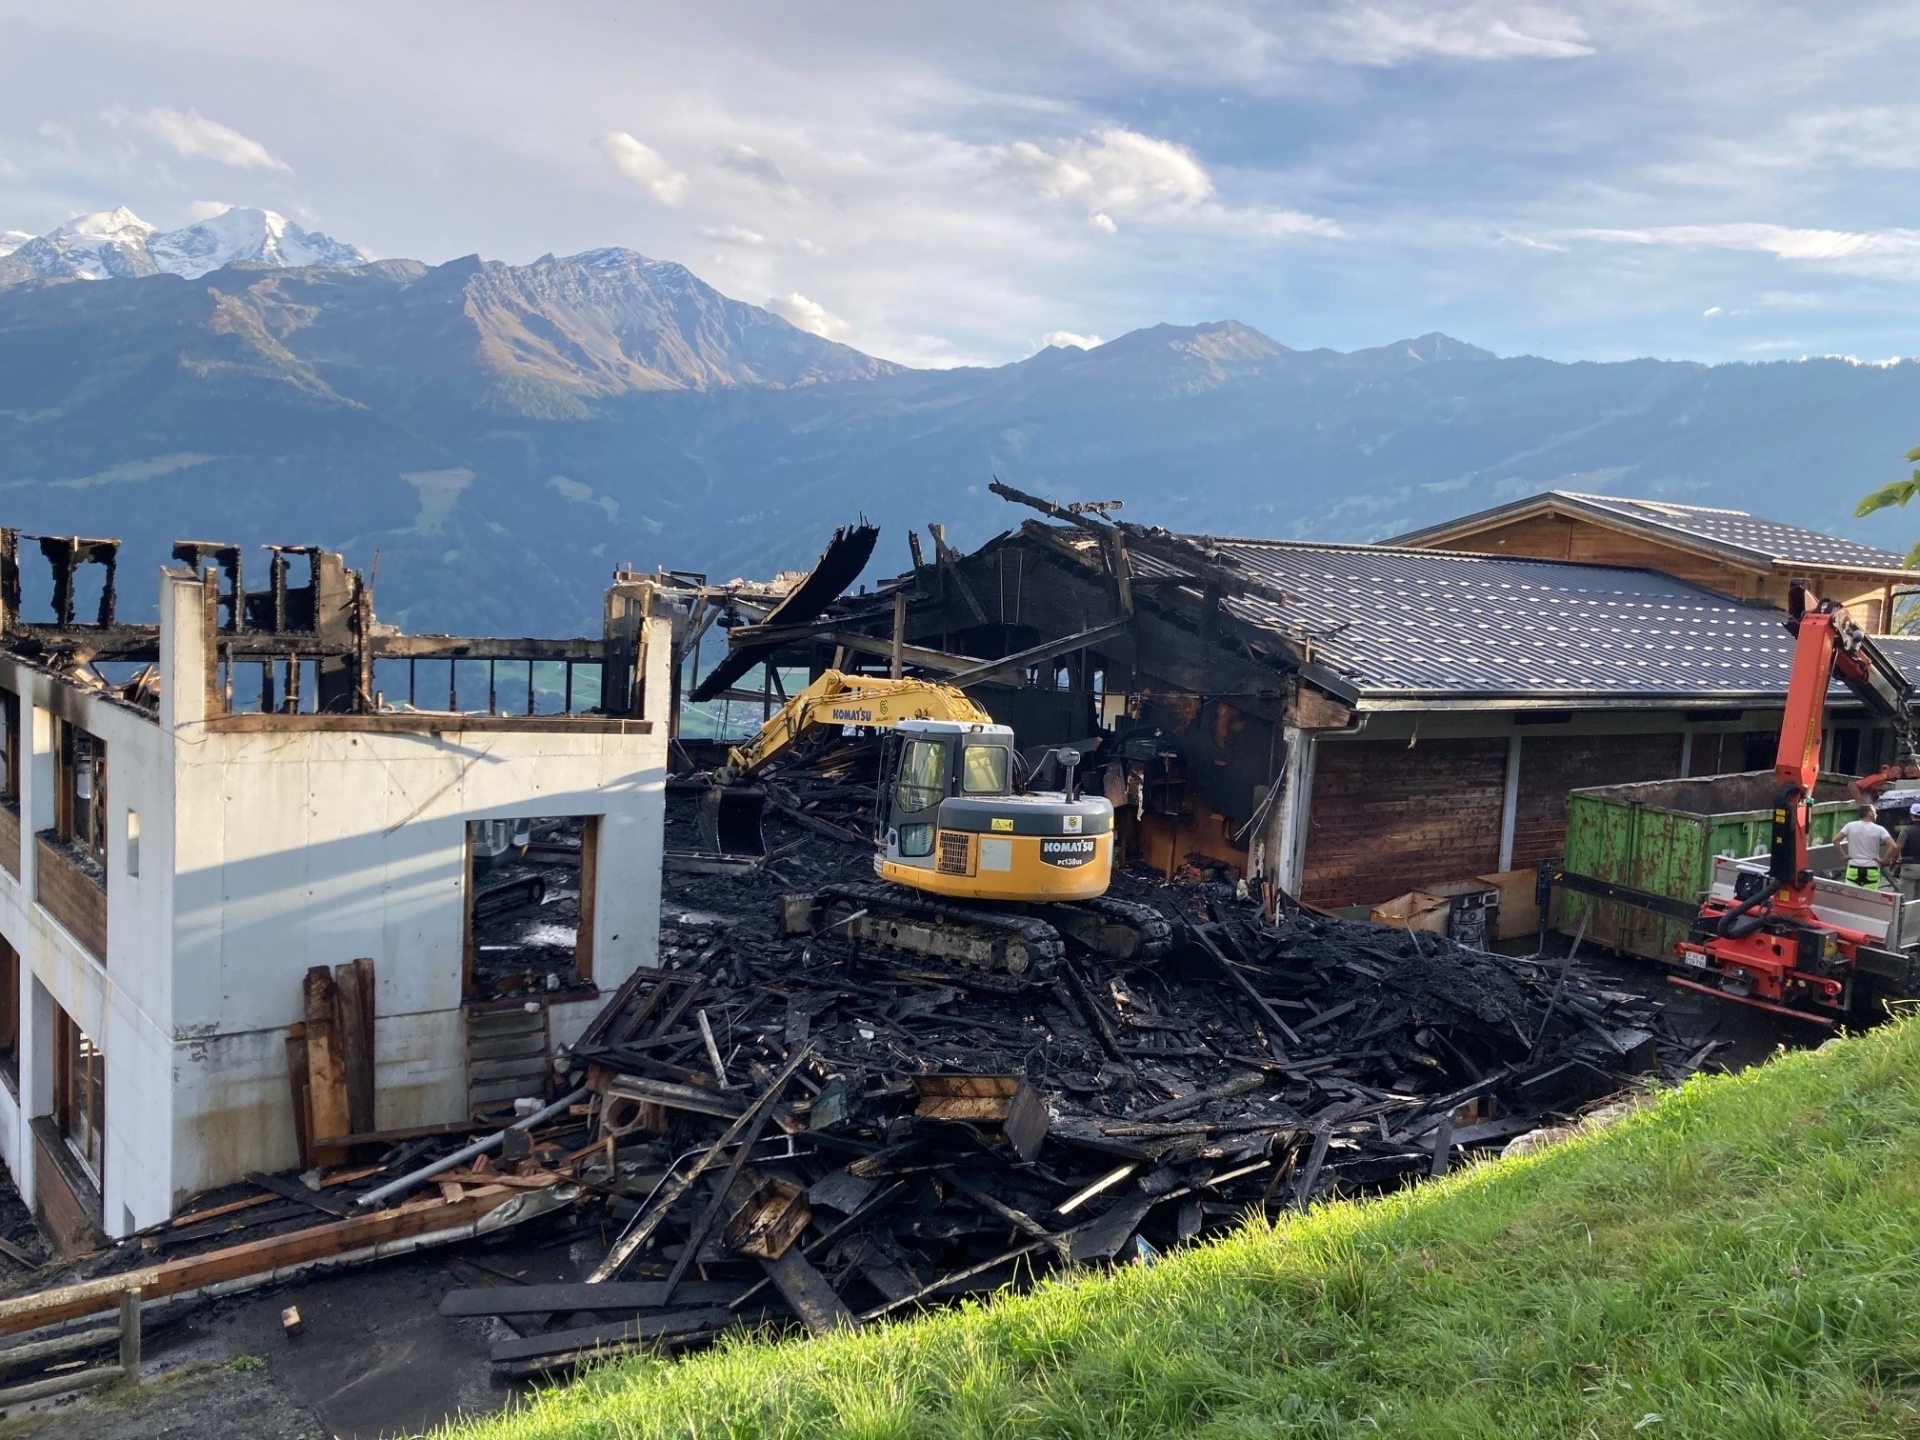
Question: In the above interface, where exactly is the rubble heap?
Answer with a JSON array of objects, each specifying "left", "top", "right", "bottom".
[
  {"left": 0, "top": 790, "right": 1713, "bottom": 1390},
  {"left": 483, "top": 819, "right": 1707, "bottom": 1373}
]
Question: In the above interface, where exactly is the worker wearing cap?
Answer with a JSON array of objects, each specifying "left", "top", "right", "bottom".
[{"left": 1837, "top": 803, "right": 1897, "bottom": 888}]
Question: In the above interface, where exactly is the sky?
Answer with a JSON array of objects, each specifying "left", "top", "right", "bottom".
[{"left": 2, "top": 1, "right": 1919, "bottom": 368}]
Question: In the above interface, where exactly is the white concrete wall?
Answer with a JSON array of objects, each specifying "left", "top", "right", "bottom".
[
  {"left": 0, "top": 571, "right": 668, "bottom": 1224},
  {"left": 0, "top": 654, "right": 179, "bottom": 1233},
  {"left": 160, "top": 574, "right": 667, "bottom": 1202}
]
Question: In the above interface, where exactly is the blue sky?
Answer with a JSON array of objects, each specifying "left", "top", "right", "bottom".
[{"left": 3, "top": 1, "right": 1918, "bottom": 368}]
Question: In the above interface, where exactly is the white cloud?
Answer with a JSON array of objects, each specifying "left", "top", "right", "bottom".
[
  {"left": 1002, "top": 128, "right": 1213, "bottom": 216},
  {"left": 767, "top": 292, "right": 850, "bottom": 340},
  {"left": 1498, "top": 230, "right": 1568, "bottom": 252},
  {"left": 598, "top": 132, "right": 688, "bottom": 205},
  {"left": 1072, "top": 1, "right": 1594, "bottom": 84},
  {"left": 1703, "top": 305, "right": 1723, "bottom": 317},
  {"left": 1576, "top": 222, "right": 1920, "bottom": 278},
  {"left": 1041, "top": 330, "right": 1103, "bottom": 350},
  {"left": 138, "top": 107, "right": 289, "bottom": 171},
  {"left": 1323, "top": 3, "right": 1594, "bottom": 66},
  {"left": 1000, "top": 127, "right": 1342, "bottom": 239},
  {"left": 185, "top": 199, "right": 234, "bottom": 222},
  {"left": 700, "top": 223, "right": 767, "bottom": 246}
]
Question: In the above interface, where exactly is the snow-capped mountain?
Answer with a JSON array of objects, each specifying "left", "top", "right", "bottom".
[
  {"left": 0, "top": 205, "right": 367, "bottom": 285},
  {"left": 148, "top": 206, "right": 368, "bottom": 274}
]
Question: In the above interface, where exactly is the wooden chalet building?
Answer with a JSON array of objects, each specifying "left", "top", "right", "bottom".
[
  {"left": 1388, "top": 491, "right": 1910, "bottom": 633},
  {"left": 708, "top": 489, "right": 1920, "bottom": 916}
]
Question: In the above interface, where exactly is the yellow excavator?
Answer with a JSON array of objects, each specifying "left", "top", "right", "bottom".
[{"left": 704, "top": 670, "right": 1169, "bottom": 983}]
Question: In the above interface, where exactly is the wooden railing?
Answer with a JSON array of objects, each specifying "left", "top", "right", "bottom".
[{"left": 0, "top": 803, "right": 18, "bottom": 881}]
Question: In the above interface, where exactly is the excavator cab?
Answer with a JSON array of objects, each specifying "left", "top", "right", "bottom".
[{"left": 876, "top": 719, "right": 1114, "bottom": 903}]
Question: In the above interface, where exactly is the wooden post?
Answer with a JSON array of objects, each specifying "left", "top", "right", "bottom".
[
  {"left": 118, "top": 1287, "right": 140, "bottom": 1381},
  {"left": 333, "top": 960, "right": 376, "bottom": 1139},
  {"left": 303, "top": 968, "right": 351, "bottom": 1144},
  {"left": 890, "top": 591, "right": 906, "bottom": 680}
]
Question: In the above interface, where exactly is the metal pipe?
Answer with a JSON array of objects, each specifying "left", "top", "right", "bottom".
[{"left": 354, "top": 1085, "right": 587, "bottom": 1208}]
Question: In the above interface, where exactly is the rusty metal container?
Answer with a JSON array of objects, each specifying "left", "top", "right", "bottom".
[{"left": 1562, "top": 770, "right": 1854, "bottom": 961}]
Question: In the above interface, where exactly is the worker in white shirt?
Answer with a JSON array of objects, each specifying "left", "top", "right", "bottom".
[{"left": 1835, "top": 803, "right": 1898, "bottom": 888}]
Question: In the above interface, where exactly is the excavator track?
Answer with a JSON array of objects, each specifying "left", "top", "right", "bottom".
[
  {"left": 789, "top": 887, "right": 1172, "bottom": 987},
  {"left": 1040, "top": 895, "right": 1174, "bottom": 965},
  {"left": 803, "top": 884, "right": 1067, "bottom": 988}
]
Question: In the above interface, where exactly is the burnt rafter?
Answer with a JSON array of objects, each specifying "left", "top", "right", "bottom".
[
  {"left": 172, "top": 541, "right": 245, "bottom": 633},
  {"left": 988, "top": 479, "right": 1297, "bottom": 610},
  {"left": 27, "top": 534, "right": 120, "bottom": 628}
]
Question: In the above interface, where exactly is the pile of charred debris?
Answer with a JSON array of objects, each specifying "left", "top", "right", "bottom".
[{"left": 0, "top": 787, "right": 1720, "bottom": 1397}]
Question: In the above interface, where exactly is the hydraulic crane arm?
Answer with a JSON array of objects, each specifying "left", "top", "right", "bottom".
[
  {"left": 1771, "top": 586, "right": 1918, "bottom": 881},
  {"left": 723, "top": 669, "right": 994, "bottom": 778}
]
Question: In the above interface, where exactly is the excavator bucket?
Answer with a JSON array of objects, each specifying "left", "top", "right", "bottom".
[{"left": 699, "top": 784, "right": 768, "bottom": 857}]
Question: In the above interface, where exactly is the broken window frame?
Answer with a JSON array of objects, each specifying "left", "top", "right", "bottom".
[
  {"left": 53, "top": 718, "right": 108, "bottom": 873},
  {"left": 52, "top": 1004, "right": 105, "bottom": 1186}
]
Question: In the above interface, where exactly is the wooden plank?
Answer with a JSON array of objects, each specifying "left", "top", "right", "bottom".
[
  {"left": 440, "top": 1281, "right": 740, "bottom": 1318},
  {"left": 0, "top": 1189, "right": 525, "bottom": 1337},
  {"left": 303, "top": 967, "right": 351, "bottom": 1143},
  {"left": 334, "top": 959, "right": 377, "bottom": 1138},
  {"left": 284, "top": 1023, "right": 312, "bottom": 1172},
  {"left": 488, "top": 1307, "right": 734, "bottom": 1364},
  {"left": 0, "top": 1363, "right": 123, "bottom": 1407},
  {"left": 758, "top": 1249, "right": 854, "bottom": 1334},
  {"left": 0, "top": 1322, "right": 119, "bottom": 1378}
]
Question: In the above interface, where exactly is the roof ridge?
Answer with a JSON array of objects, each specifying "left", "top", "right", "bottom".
[{"left": 1557, "top": 490, "right": 1751, "bottom": 518}]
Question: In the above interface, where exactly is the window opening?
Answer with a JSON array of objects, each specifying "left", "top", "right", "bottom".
[
  {"left": 466, "top": 815, "right": 598, "bottom": 997},
  {"left": 0, "top": 938, "right": 16, "bottom": 1093},
  {"left": 52, "top": 719, "right": 108, "bottom": 881},
  {"left": 0, "top": 690, "right": 17, "bottom": 804},
  {"left": 53, "top": 1005, "right": 105, "bottom": 1185}
]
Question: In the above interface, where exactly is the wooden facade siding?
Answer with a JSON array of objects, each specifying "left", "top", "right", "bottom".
[
  {"left": 1301, "top": 737, "right": 1507, "bottom": 908},
  {"left": 1412, "top": 514, "right": 1894, "bottom": 630},
  {"left": 36, "top": 837, "right": 106, "bottom": 960},
  {"left": 1507, "top": 732, "right": 1686, "bottom": 872},
  {"left": 0, "top": 803, "right": 18, "bottom": 880}
]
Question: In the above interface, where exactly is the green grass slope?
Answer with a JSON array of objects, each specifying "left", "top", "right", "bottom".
[{"left": 441, "top": 1019, "right": 1920, "bottom": 1439}]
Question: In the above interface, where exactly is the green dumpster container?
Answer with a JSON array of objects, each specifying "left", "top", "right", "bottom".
[{"left": 1562, "top": 770, "right": 1856, "bottom": 962}]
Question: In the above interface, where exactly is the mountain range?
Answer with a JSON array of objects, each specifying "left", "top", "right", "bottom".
[
  {"left": 0, "top": 206, "right": 1916, "bottom": 638},
  {"left": 0, "top": 206, "right": 367, "bottom": 286}
]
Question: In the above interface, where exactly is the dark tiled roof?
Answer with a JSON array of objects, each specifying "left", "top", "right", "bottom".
[
  {"left": 1139, "top": 539, "right": 1844, "bottom": 703},
  {"left": 1386, "top": 490, "right": 1910, "bottom": 577}
]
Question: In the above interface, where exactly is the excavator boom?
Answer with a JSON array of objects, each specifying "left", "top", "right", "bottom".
[{"left": 724, "top": 669, "right": 993, "bottom": 778}]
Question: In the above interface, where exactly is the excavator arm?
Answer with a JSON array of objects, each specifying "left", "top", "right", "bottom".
[{"left": 723, "top": 669, "right": 994, "bottom": 778}]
